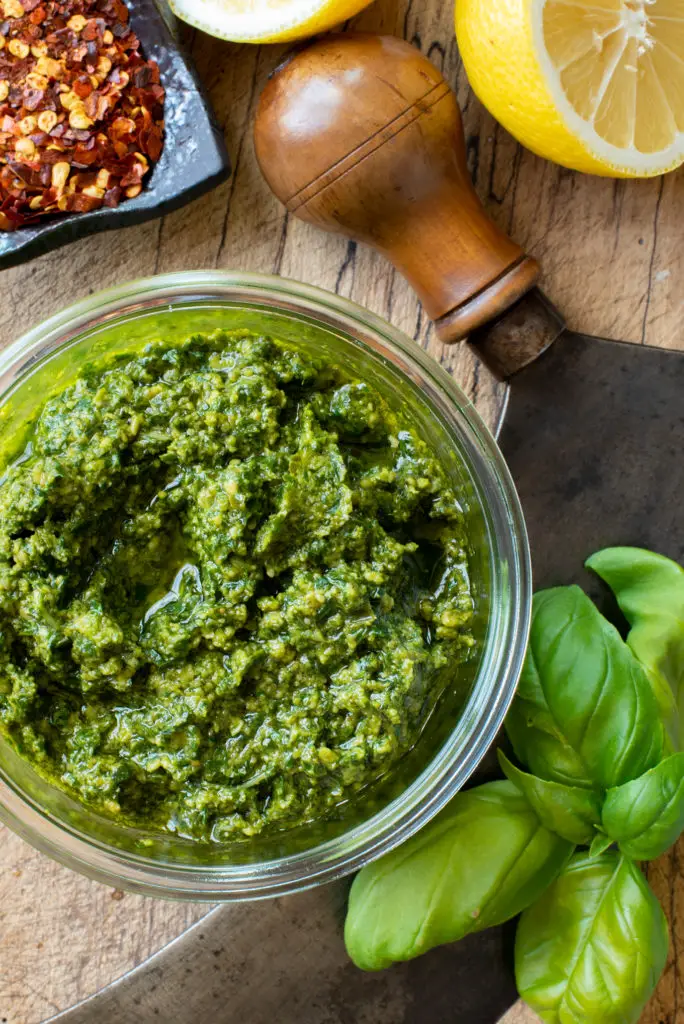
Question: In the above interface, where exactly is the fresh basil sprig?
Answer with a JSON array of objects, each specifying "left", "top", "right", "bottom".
[
  {"left": 516, "top": 851, "right": 668, "bottom": 1024},
  {"left": 345, "top": 781, "right": 573, "bottom": 970},
  {"left": 505, "top": 586, "right": 665, "bottom": 790},
  {"left": 587, "top": 546, "right": 684, "bottom": 748},
  {"left": 344, "top": 549, "right": 683, "bottom": 1024}
]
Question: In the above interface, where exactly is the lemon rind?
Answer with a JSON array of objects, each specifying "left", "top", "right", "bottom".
[{"left": 169, "top": 0, "right": 369, "bottom": 43}]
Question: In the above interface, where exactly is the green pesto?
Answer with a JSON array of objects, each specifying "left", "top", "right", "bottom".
[{"left": 0, "top": 330, "right": 476, "bottom": 843}]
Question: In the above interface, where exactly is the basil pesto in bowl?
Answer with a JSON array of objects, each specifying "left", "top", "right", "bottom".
[{"left": 0, "top": 272, "right": 530, "bottom": 899}]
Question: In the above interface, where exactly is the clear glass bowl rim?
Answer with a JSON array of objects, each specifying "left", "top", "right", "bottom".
[{"left": 0, "top": 270, "right": 531, "bottom": 900}]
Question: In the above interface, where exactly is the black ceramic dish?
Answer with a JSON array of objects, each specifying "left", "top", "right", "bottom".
[{"left": 0, "top": 0, "right": 230, "bottom": 271}]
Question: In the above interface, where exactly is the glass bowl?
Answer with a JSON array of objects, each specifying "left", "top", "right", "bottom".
[{"left": 0, "top": 271, "right": 530, "bottom": 900}]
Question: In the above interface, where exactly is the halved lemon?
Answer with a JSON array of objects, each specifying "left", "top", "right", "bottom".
[
  {"left": 169, "top": 0, "right": 373, "bottom": 42},
  {"left": 456, "top": 0, "right": 684, "bottom": 177}
]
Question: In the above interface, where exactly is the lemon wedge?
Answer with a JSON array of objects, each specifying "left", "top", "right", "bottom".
[
  {"left": 456, "top": 0, "right": 684, "bottom": 177},
  {"left": 169, "top": 0, "right": 373, "bottom": 42}
]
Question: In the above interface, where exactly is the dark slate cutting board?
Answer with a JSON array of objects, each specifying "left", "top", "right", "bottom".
[{"left": 48, "top": 333, "right": 684, "bottom": 1024}]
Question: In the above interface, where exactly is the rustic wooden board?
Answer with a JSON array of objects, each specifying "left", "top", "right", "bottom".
[{"left": 0, "top": 2, "right": 683, "bottom": 1021}]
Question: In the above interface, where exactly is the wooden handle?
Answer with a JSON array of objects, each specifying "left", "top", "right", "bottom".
[{"left": 254, "top": 34, "right": 564, "bottom": 376}]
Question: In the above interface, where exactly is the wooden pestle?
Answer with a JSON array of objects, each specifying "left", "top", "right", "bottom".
[{"left": 254, "top": 33, "right": 565, "bottom": 379}]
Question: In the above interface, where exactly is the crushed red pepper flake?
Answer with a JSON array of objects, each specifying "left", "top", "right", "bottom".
[{"left": 0, "top": 0, "right": 164, "bottom": 230}]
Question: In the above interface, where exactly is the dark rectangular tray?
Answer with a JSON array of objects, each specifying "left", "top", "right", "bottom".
[{"left": 0, "top": 0, "right": 230, "bottom": 270}]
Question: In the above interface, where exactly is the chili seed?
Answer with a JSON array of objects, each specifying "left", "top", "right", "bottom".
[
  {"left": 34, "top": 53, "right": 60, "bottom": 75},
  {"left": 18, "top": 115, "right": 37, "bottom": 134},
  {"left": 69, "top": 108, "right": 93, "bottom": 129},
  {"left": 25, "top": 71, "right": 48, "bottom": 89},
  {"left": 15, "top": 137, "right": 36, "bottom": 156},
  {"left": 37, "top": 110, "right": 56, "bottom": 131},
  {"left": 51, "top": 160, "right": 70, "bottom": 188},
  {"left": 9, "top": 38, "right": 30, "bottom": 57},
  {"left": 3, "top": 0, "right": 25, "bottom": 17}
]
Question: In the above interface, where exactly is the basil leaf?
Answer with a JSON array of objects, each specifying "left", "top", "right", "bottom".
[
  {"left": 344, "top": 780, "right": 573, "bottom": 971},
  {"left": 505, "top": 586, "right": 664, "bottom": 791},
  {"left": 587, "top": 547, "right": 683, "bottom": 748},
  {"left": 516, "top": 851, "right": 668, "bottom": 1024},
  {"left": 602, "top": 752, "right": 684, "bottom": 861},
  {"left": 588, "top": 832, "right": 614, "bottom": 858},
  {"left": 498, "top": 749, "right": 602, "bottom": 845}
]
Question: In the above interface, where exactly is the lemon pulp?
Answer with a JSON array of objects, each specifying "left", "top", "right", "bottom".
[
  {"left": 169, "top": 0, "right": 373, "bottom": 42},
  {"left": 456, "top": 0, "right": 684, "bottom": 176}
]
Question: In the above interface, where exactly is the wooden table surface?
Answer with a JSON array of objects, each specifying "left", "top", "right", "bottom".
[{"left": 0, "top": 2, "right": 682, "bottom": 1022}]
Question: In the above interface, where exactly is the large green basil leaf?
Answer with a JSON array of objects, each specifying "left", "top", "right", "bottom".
[
  {"left": 587, "top": 547, "right": 683, "bottom": 748},
  {"left": 498, "top": 750, "right": 602, "bottom": 845},
  {"left": 602, "top": 752, "right": 684, "bottom": 861},
  {"left": 505, "top": 586, "right": 664, "bottom": 791},
  {"left": 516, "top": 850, "right": 668, "bottom": 1024},
  {"left": 344, "top": 780, "right": 573, "bottom": 971}
]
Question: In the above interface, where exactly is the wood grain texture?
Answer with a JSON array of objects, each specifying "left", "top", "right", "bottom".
[{"left": 0, "top": 0, "right": 683, "bottom": 1020}]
